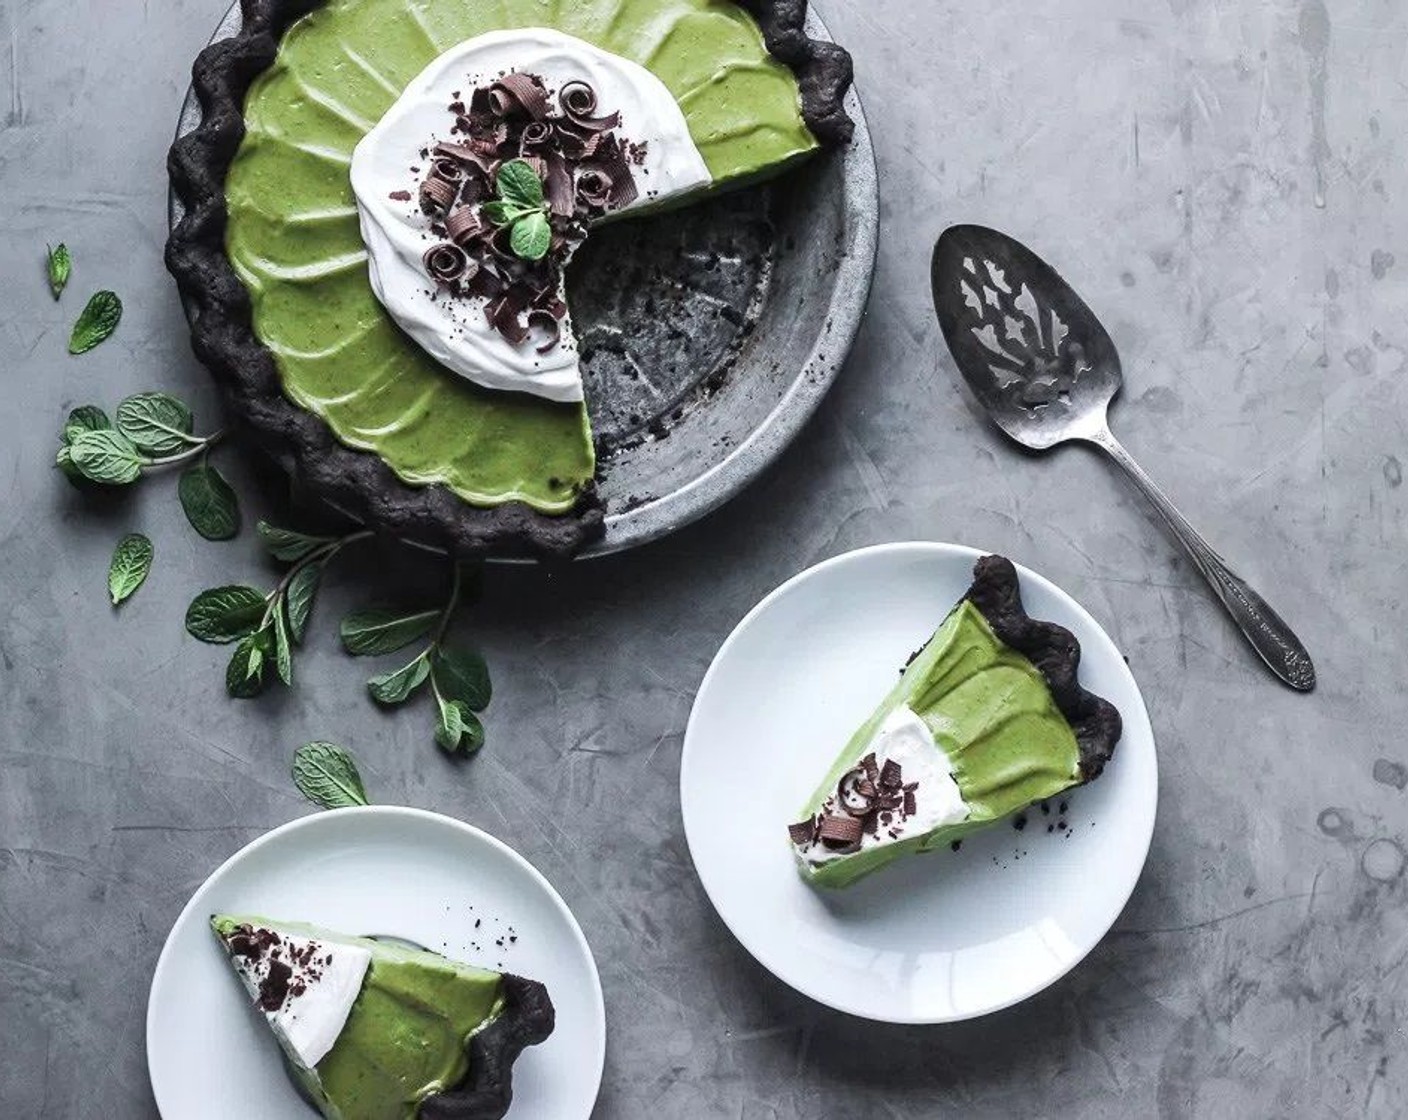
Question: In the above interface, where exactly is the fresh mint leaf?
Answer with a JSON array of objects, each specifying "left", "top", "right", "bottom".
[
  {"left": 481, "top": 200, "right": 519, "bottom": 227},
  {"left": 47, "top": 244, "right": 71, "bottom": 300},
  {"left": 186, "top": 585, "right": 268, "bottom": 644},
  {"left": 340, "top": 608, "right": 438, "bottom": 656},
  {"left": 496, "top": 158, "right": 544, "bottom": 209},
  {"left": 273, "top": 606, "right": 293, "bottom": 686},
  {"left": 434, "top": 695, "right": 484, "bottom": 753},
  {"left": 107, "top": 533, "right": 154, "bottom": 606},
  {"left": 432, "top": 647, "right": 491, "bottom": 711},
  {"left": 226, "top": 633, "right": 268, "bottom": 698},
  {"left": 292, "top": 741, "right": 370, "bottom": 809},
  {"left": 257, "top": 521, "right": 331, "bottom": 563},
  {"left": 68, "top": 428, "right": 143, "bottom": 484},
  {"left": 179, "top": 461, "right": 241, "bottom": 540},
  {"left": 68, "top": 290, "right": 122, "bottom": 354},
  {"left": 63, "top": 405, "right": 110, "bottom": 443},
  {"left": 55, "top": 444, "right": 83, "bottom": 484},
  {"left": 510, "top": 212, "right": 551, "bottom": 261},
  {"left": 284, "top": 564, "right": 321, "bottom": 645},
  {"left": 116, "top": 392, "right": 194, "bottom": 455},
  {"left": 368, "top": 654, "right": 430, "bottom": 706}
]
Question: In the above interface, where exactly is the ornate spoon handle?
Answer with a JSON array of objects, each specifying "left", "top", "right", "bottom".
[{"left": 1085, "top": 427, "right": 1316, "bottom": 692}]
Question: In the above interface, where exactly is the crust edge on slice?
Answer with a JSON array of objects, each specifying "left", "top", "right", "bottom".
[
  {"left": 165, "top": 0, "right": 853, "bottom": 559},
  {"left": 422, "top": 973, "right": 556, "bottom": 1120},
  {"left": 964, "top": 553, "right": 1122, "bottom": 781}
]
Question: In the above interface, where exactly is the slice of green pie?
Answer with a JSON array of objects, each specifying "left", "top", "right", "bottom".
[
  {"left": 168, "top": 0, "right": 854, "bottom": 556},
  {"left": 789, "top": 555, "right": 1122, "bottom": 890},
  {"left": 212, "top": 915, "right": 553, "bottom": 1119}
]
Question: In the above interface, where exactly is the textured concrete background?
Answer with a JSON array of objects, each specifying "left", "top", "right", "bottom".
[{"left": 2, "top": 0, "right": 1406, "bottom": 1116}]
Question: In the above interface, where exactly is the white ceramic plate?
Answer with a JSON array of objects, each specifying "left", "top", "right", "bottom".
[
  {"left": 147, "top": 806, "right": 604, "bottom": 1119},
  {"left": 681, "top": 542, "right": 1158, "bottom": 1023}
]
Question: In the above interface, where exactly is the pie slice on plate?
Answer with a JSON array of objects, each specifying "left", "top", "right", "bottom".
[
  {"left": 789, "top": 555, "right": 1123, "bottom": 889},
  {"left": 168, "top": 0, "right": 854, "bottom": 557},
  {"left": 212, "top": 914, "right": 553, "bottom": 1119}
]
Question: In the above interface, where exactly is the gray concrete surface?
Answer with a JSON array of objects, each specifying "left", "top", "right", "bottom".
[{"left": 3, "top": 0, "right": 1406, "bottom": 1116}]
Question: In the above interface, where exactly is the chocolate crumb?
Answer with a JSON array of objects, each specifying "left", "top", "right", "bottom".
[
  {"left": 1013, "top": 814, "right": 1027, "bottom": 831},
  {"left": 950, "top": 840, "right": 962, "bottom": 852}
]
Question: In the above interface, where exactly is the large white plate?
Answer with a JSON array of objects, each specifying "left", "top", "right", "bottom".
[
  {"left": 681, "top": 542, "right": 1158, "bottom": 1023},
  {"left": 146, "top": 807, "right": 604, "bottom": 1118}
]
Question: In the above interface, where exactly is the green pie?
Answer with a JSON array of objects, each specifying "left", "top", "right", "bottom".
[
  {"left": 212, "top": 914, "right": 553, "bottom": 1119},
  {"left": 789, "top": 556, "right": 1123, "bottom": 889},
  {"left": 168, "top": 0, "right": 853, "bottom": 556}
]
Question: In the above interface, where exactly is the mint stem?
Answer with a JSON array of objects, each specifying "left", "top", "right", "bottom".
[{"left": 141, "top": 429, "right": 229, "bottom": 469}]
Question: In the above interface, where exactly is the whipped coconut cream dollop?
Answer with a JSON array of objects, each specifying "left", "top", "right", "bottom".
[
  {"left": 792, "top": 706, "right": 970, "bottom": 868},
  {"left": 350, "top": 29, "right": 712, "bottom": 403},
  {"left": 223, "top": 925, "right": 370, "bottom": 1070}
]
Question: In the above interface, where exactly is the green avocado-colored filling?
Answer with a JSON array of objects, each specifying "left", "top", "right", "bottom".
[
  {"left": 798, "top": 602, "right": 1083, "bottom": 889},
  {"left": 225, "top": 0, "right": 819, "bottom": 512},
  {"left": 213, "top": 916, "right": 505, "bottom": 1120}
]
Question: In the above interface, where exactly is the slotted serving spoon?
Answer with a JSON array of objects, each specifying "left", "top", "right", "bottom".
[{"left": 931, "top": 224, "right": 1315, "bottom": 692}]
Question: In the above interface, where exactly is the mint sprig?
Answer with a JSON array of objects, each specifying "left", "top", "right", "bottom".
[
  {"left": 186, "top": 526, "right": 373, "bottom": 698},
  {"left": 482, "top": 159, "right": 551, "bottom": 262},
  {"left": 344, "top": 563, "right": 492, "bottom": 753}
]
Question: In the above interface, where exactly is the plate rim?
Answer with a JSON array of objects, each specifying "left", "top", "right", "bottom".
[
  {"left": 168, "top": 2, "right": 879, "bottom": 563},
  {"left": 679, "top": 540, "right": 1159, "bottom": 1024},
  {"left": 144, "top": 804, "right": 606, "bottom": 1117}
]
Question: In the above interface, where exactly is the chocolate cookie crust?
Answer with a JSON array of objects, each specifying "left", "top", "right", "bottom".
[
  {"left": 964, "top": 555, "right": 1123, "bottom": 781},
  {"left": 166, "top": 0, "right": 853, "bottom": 559},
  {"left": 422, "top": 973, "right": 555, "bottom": 1120}
]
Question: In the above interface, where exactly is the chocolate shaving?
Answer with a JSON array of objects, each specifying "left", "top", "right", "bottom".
[
  {"left": 575, "top": 167, "right": 612, "bottom": 210},
  {"left": 489, "top": 72, "right": 549, "bottom": 120},
  {"left": 544, "top": 153, "right": 574, "bottom": 217},
  {"left": 445, "top": 206, "right": 484, "bottom": 247},
  {"left": 861, "top": 753, "right": 880, "bottom": 785},
  {"left": 431, "top": 156, "right": 464, "bottom": 183},
  {"left": 423, "top": 243, "right": 470, "bottom": 284},
  {"left": 419, "top": 174, "right": 458, "bottom": 215},
  {"left": 837, "top": 767, "right": 875, "bottom": 816},
  {"left": 487, "top": 292, "right": 530, "bottom": 345},
  {"left": 528, "top": 309, "right": 561, "bottom": 355},
  {"left": 519, "top": 121, "right": 553, "bottom": 150},
  {"left": 558, "top": 80, "right": 597, "bottom": 119},
  {"left": 879, "top": 759, "right": 903, "bottom": 790},
  {"left": 388, "top": 189, "right": 412, "bottom": 202},
  {"left": 817, "top": 814, "right": 863, "bottom": 848},
  {"left": 903, "top": 790, "right": 917, "bottom": 817},
  {"left": 788, "top": 818, "right": 817, "bottom": 846}
]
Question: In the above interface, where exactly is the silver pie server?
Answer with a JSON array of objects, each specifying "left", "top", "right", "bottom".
[{"left": 931, "top": 224, "right": 1315, "bottom": 692}]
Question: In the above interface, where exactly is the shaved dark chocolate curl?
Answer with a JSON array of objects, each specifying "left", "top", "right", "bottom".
[
  {"left": 445, "top": 207, "right": 484, "bottom": 247},
  {"left": 574, "top": 168, "right": 612, "bottom": 210},
  {"left": 879, "top": 758, "right": 903, "bottom": 790},
  {"left": 424, "top": 243, "right": 470, "bottom": 284},
  {"left": 489, "top": 72, "right": 549, "bottom": 120},
  {"left": 420, "top": 174, "right": 458, "bottom": 215},
  {"left": 487, "top": 294, "right": 530, "bottom": 345},
  {"left": 558, "top": 80, "right": 597, "bottom": 119},
  {"left": 788, "top": 818, "right": 817, "bottom": 846},
  {"left": 528, "top": 309, "right": 562, "bottom": 355},
  {"left": 818, "top": 814, "right": 863, "bottom": 848},
  {"left": 544, "top": 154, "right": 574, "bottom": 217}
]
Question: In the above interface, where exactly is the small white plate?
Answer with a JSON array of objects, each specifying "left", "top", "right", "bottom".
[
  {"left": 146, "top": 806, "right": 604, "bottom": 1119},
  {"left": 681, "top": 542, "right": 1157, "bottom": 1023}
]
